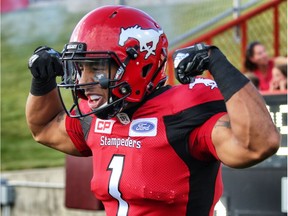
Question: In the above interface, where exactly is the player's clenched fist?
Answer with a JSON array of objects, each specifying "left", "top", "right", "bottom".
[
  {"left": 28, "top": 46, "right": 63, "bottom": 80},
  {"left": 173, "top": 43, "right": 210, "bottom": 84},
  {"left": 28, "top": 46, "right": 63, "bottom": 96}
]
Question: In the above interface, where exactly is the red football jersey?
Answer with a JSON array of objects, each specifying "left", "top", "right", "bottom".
[{"left": 66, "top": 78, "right": 227, "bottom": 216}]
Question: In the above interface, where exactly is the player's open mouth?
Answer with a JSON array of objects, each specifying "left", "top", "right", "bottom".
[{"left": 88, "top": 95, "right": 104, "bottom": 110}]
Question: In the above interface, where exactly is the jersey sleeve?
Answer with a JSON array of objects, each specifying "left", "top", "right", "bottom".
[
  {"left": 189, "top": 112, "right": 226, "bottom": 161},
  {"left": 65, "top": 116, "right": 92, "bottom": 156}
]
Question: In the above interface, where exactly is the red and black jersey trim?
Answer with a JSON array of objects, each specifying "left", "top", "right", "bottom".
[{"left": 163, "top": 100, "right": 226, "bottom": 216}]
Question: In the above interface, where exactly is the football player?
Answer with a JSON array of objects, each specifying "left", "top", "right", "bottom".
[{"left": 26, "top": 5, "right": 280, "bottom": 216}]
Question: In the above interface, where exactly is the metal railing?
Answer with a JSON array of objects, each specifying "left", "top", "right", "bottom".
[{"left": 166, "top": 0, "right": 286, "bottom": 85}]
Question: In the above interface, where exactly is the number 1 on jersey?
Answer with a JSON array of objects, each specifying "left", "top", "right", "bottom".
[{"left": 108, "top": 155, "right": 129, "bottom": 216}]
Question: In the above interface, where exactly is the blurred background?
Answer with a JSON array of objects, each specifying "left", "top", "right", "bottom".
[{"left": 1, "top": 0, "right": 287, "bottom": 216}]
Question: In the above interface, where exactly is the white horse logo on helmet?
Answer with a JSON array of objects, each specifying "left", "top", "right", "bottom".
[{"left": 119, "top": 25, "right": 164, "bottom": 59}]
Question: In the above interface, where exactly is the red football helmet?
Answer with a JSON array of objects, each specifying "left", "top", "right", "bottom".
[{"left": 58, "top": 5, "right": 168, "bottom": 119}]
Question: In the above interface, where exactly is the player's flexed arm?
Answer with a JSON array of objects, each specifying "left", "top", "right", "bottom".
[
  {"left": 173, "top": 44, "right": 280, "bottom": 168},
  {"left": 25, "top": 46, "right": 82, "bottom": 156}
]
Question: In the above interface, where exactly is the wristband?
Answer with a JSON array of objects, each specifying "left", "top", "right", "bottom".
[
  {"left": 208, "top": 47, "right": 249, "bottom": 101},
  {"left": 30, "top": 78, "right": 57, "bottom": 96}
]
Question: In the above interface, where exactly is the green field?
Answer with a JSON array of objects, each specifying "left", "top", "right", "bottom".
[
  {"left": 1, "top": 5, "right": 81, "bottom": 170},
  {"left": 1, "top": 1, "right": 286, "bottom": 170}
]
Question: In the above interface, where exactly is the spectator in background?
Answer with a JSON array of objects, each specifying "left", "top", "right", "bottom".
[
  {"left": 244, "top": 41, "right": 274, "bottom": 91},
  {"left": 269, "top": 56, "right": 287, "bottom": 91}
]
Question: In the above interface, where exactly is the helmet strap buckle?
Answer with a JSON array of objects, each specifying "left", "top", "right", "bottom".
[{"left": 126, "top": 46, "right": 139, "bottom": 59}]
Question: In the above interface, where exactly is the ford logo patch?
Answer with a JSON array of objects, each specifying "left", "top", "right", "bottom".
[{"left": 132, "top": 122, "right": 155, "bottom": 133}]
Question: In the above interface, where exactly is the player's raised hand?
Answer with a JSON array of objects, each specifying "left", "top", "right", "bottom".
[
  {"left": 28, "top": 46, "right": 63, "bottom": 81},
  {"left": 173, "top": 43, "right": 210, "bottom": 84},
  {"left": 28, "top": 46, "right": 63, "bottom": 95}
]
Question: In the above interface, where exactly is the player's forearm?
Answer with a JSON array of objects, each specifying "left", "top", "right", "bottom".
[
  {"left": 225, "top": 83, "right": 280, "bottom": 159},
  {"left": 26, "top": 89, "right": 64, "bottom": 136},
  {"left": 26, "top": 45, "right": 65, "bottom": 137},
  {"left": 208, "top": 47, "right": 280, "bottom": 161}
]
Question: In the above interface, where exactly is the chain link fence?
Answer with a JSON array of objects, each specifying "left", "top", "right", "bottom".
[
  {"left": 211, "top": 0, "right": 287, "bottom": 71},
  {"left": 115, "top": 0, "right": 287, "bottom": 80}
]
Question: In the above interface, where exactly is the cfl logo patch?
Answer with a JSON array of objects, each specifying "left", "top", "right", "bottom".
[{"left": 95, "top": 119, "right": 115, "bottom": 134}]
